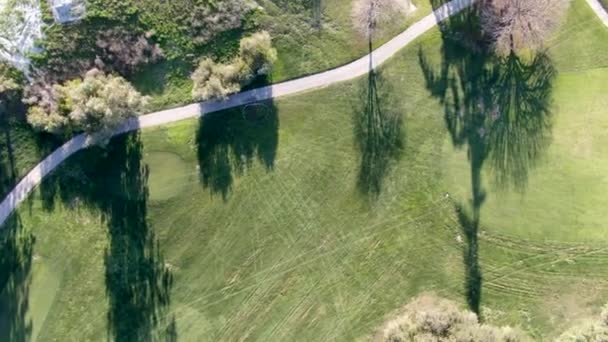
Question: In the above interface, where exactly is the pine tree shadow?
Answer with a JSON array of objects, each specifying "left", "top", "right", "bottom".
[
  {"left": 196, "top": 81, "right": 279, "bottom": 201},
  {"left": 353, "top": 65, "right": 404, "bottom": 199},
  {"left": 0, "top": 213, "right": 34, "bottom": 342},
  {"left": 486, "top": 52, "right": 555, "bottom": 190},
  {"left": 37, "top": 133, "right": 175, "bottom": 341},
  {"left": 419, "top": 3, "right": 555, "bottom": 316}
]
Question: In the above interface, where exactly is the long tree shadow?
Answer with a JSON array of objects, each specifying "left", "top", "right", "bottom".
[
  {"left": 0, "top": 214, "right": 34, "bottom": 342},
  {"left": 38, "top": 133, "right": 175, "bottom": 341},
  {"left": 196, "top": 80, "right": 279, "bottom": 200},
  {"left": 419, "top": 1, "right": 556, "bottom": 317},
  {"left": 353, "top": 50, "right": 404, "bottom": 199},
  {"left": 0, "top": 95, "right": 35, "bottom": 341}
]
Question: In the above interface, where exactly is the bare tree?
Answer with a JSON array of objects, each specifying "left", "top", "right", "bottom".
[
  {"left": 352, "top": 0, "right": 412, "bottom": 40},
  {"left": 481, "top": 0, "right": 570, "bottom": 55}
]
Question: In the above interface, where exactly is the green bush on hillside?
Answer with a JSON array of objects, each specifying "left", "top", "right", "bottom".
[
  {"left": 192, "top": 31, "right": 277, "bottom": 101},
  {"left": 25, "top": 69, "right": 147, "bottom": 141}
]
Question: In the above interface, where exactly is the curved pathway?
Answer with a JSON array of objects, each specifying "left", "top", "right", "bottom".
[
  {"left": 587, "top": 0, "right": 608, "bottom": 26},
  {"left": 1, "top": 0, "right": 607, "bottom": 226}
]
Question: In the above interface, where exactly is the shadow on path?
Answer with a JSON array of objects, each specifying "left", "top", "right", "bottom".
[
  {"left": 419, "top": 1, "right": 556, "bottom": 317},
  {"left": 39, "top": 133, "right": 175, "bottom": 341}
]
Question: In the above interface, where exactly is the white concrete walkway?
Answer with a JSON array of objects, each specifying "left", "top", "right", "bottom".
[{"left": 587, "top": 0, "right": 608, "bottom": 27}]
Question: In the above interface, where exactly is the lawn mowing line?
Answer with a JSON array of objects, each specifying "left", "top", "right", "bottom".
[
  {"left": 274, "top": 170, "right": 317, "bottom": 225},
  {"left": 328, "top": 230, "right": 460, "bottom": 338},
  {"left": 195, "top": 180, "right": 418, "bottom": 285},
  {"left": 263, "top": 278, "right": 322, "bottom": 341},
  {"left": 327, "top": 236, "right": 440, "bottom": 341},
  {"left": 164, "top": 198, "right": 452, "bottom": 320},
  {"left": 484, "top": 245, "right": 608, "bottom": 289},
  {"left": 215, "top": 269, "right": 283, "bottom": 341},
  {"left": 547, "top": 15, "right": 608, "bottom": 70},
  {"left": 440, "top": 201, "right": 608, "bottom": 250},
  {"left": 442, "top": 213, "right": 608, "bottom": 280}
]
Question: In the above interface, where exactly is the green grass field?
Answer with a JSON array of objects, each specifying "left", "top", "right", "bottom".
[{"left": 2, "top": 0, "right": 608, "bottom": 341}]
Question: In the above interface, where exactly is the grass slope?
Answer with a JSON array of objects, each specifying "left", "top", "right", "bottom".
[{"left": 2, "top": 0, "right": 608, "bottom": 340}]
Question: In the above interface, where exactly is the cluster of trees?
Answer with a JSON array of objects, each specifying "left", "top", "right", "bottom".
[
  {"left": 375, "top": 294, "right": 527, "bottom": 341},
  {"left": 22, "top": 30, "right": 277, "bottom": 140},
  {"left": 25, "top": 69, "right": 147, "bottom": 141},
  {"left": 192, "top": 31, "right": 277, "bottom": 101},
  {"left": 480, "top": 0, "right": 571, "bottom": 56}
]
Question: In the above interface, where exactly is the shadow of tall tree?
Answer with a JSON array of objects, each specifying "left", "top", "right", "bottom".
[
  {"left": 353, "top": 66, "right": 404, "bottom": 199},
  {"left": 0, "top": 85, "right": 39, "bottom": 342},
  {"left": 196, "top": 97, "right": 279, "bottom": 200},
  {"left": 38, "top": 133, "right": 175, "bottom": 341},
  {"left": 0, "top": 214, "right": 34, "bottom": 342},
  {"left": 419, "top": 2, "right": 556, "bottom": 316}
]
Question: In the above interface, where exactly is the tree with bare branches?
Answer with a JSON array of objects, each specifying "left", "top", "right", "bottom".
[
  {"left": 480, "top": 0, "right": 570, "bottom": 55},
  {"left": 352, "top": 0, "right": 412, "bottom": 40}
]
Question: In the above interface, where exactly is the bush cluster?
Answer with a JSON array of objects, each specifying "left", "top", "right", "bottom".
[
  {"left": 192, "top": 31, "right": 277, "bottom": 101},
  {"left": 33, "top": 23, "right": 163, "bottom": 82},
  {"left": 25, "top": 69, "right": 147, "bottom": 140},
  {"left": 556, "top": 305, "right": 608, "bottom": 341},
  {"left": 375, "top": 294, "right": 527, "bottom": 342}
]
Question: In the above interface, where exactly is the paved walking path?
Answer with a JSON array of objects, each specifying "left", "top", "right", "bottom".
[
  {"left": 2, "top": 0, "right": 607, "bottom": 227},
  {"left": 587, "top": 0, "right": 608, "bottom": 27}
]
